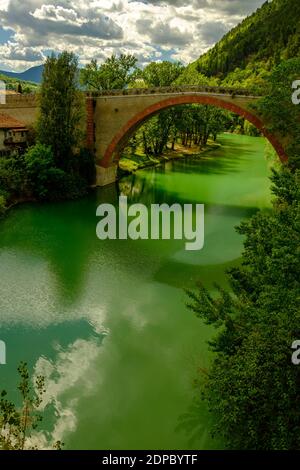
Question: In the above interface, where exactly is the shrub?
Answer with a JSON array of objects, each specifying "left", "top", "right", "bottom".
[
  {"left": 0, "top": 153, "right": 27, "bottom": 201},
  {"left": 24, "top": 143, "right": 89, "bottom": 201},
  {"left": 24, "top": 143, "right": 58, "bottom": 200}
]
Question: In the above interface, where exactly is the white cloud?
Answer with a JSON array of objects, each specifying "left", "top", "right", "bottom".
[
  {"left": 0, "top": 0, "right": 266, "bottom": 71},
  {"left": 0, "top": 41, "right": 44, "bottom": 60},
  {"left": 0, "top": 0, "right": 9, "bottom": 11},
  {"left": 31, "top": 4, "right": 79, "bottom": 22},
  {"left": 28, "top": 337, "right": 102, "bottom": 448}
]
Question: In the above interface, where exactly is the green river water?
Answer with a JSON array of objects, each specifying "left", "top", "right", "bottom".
[{"left": 0, "top": 134, "right": 272, "bottom": 449}]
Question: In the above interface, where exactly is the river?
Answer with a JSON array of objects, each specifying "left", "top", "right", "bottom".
[{"left": 0, "top": 133, "right": 272, "bottom": 449}]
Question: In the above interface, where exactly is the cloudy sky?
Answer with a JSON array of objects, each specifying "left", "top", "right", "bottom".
[{"left": 0, "top": 0, "right": 267, "bottom": 72}]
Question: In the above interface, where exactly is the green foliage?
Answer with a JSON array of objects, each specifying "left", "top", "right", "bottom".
[
  {"left": 255, "top": 58, "right": 300, "bottom": 169},
  {"left": 265, "top": 142, "right": 280, "bottom": 167},
  {"left": 0, "top": 53, "right": 94, "bottom": 212},
  {"left": 80, "top": 54, "right": 137, "bottom": 91},
  {"left": 37, "top": 51, "right": 83, "bottom": 171},
  {"left": 0, "top": 194, "right": 6, "bottom": 217},
  {"left": 179, "top": 0, "right": 300, "bottom": 88},
  {"left": 126, "top": 104, "right": 230, "bottom": 159},
  {"left": 0, "top": 362, "right": 63, "bottom": 450},
  {"left": 24, "top": 143, "right": 88, "bottom": 201},
  {"left": 174, "top": 64, "right": 219, "bottom": 87},
  {"left": 0, "top": 73, "right": 38, "bottom": 94},
  {"left": 141, "top": 61, "right": 184, "bottom": 87},
  {"left": 221, "top": 61, "right": 271, "bottom": 94},
  {"left": 0, "top": 152, "right": 27, "bottom": 202},
  {"left": 139, "top": 109, "right": 175, "bottom": 157},
  {"left": 186, "top": 167, "right": 300, "bottom": 450},
  {"left": 243, "top": 121, "right": 261, "bottom": 137},
  {"left": 25, "top": 143, "right": 63, "bottom": 200}
]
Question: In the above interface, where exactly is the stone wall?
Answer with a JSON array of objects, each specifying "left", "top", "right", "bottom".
[{"left": 0, "top": 95, "right": 38, "bottom": 126}]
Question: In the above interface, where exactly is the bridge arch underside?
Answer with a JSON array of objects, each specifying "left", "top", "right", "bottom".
[{"left": 101, "top": 95, "right": 287, "bottom": 168}]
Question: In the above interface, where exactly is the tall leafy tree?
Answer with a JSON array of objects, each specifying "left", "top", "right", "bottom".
[
  {"left": 80, "top": 54, "right": 137, "bottom": 91},
  {"left": 186, "top": 59, "right": 300, "bottom": 450},
  {"left": 186, "top": 168, "right": 300, "bottom": 450},
  {"left": 141, "top": 61, "right": 184, "bottom": 87},
  {"left": 127, "top": 104, "right": 229, "bottom": 157},
  {"left": 37, "top": 52, "right": 83, "bottom": 171},
  {"left": 255, "top": 58, "right": 300, "bottom": 170}
]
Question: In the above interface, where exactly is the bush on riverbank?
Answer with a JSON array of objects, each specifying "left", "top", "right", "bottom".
[
  {"left": 24, "top": 143, "right": 89, "bottom": 202},
  {"left": 0, "top": 152, "right": 28, "bottom": 207},
  {"left": 0, "top": 143, "right": 95, "bottom": 214}
]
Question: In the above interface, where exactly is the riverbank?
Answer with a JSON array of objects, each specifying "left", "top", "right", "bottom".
[
  {"left": 118, "top": 140, "right": 221, "bottom": 174},
  {"left": 0, "top": 194, "right": 35, "bottom": 219}
]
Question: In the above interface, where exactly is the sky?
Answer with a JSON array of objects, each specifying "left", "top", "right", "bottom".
[{"left": 0, "top": 0, "right": 267, "bottom": 72}]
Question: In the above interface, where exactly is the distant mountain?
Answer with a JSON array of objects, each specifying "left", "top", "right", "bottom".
[{"left": 0, "top": 65, "right": 44, "bottom": 84}]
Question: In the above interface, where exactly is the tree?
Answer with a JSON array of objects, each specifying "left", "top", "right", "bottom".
[
  {"left": 0, "top": 151, "right": 27, "bottom": 203},
  {"left": 80, "top": 54, "right": 137, "bottom": 91},
  {"left": 24, "top": 143, "right": 64, "bottom": 200},
  {"left": 185, "top": 58, "right": 300, "bottom": 449},
  {"left": 0, "top": 195, "right": 6, "bottom": 217},
  {"left": 193, "top": 0, "right": 300, "bottom": 80},
  {"left": 175, "top": 105, "right": 228, "bottom": 147},
  {"left": 255, "top": 58, "right": 300, "bottom": 170},
  {"left": 24, "top": 143, "right": 89, "bottom": 202},
  {"left": 141, "top": 61, "right": 184, "bottom": 87},
  {"left": 0, "top": 362, "right": 63, "bottom": 450},
  {"left": 186, "top": 167, "right": 300, "bottom": 450},
  {"left": 125, "top": 104, "right": 230, "bottom": 159},
  {"left": 37, "top": 52, "right": 83, "bottom": 171},
  {"left": 174, "top": 65, "right": 218, "bottom": 87}
]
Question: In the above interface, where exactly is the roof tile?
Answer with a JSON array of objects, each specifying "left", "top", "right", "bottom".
[{"left": 0, "top": 113, "right": 26, "bottom": 129}]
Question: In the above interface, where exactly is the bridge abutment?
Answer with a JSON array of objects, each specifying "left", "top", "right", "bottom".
[
  {"left": 95, "top": 164, "right": 118, "bottom": 186},
  {"left": 87, "top": 98, "right": 118, "bottom": 185}
]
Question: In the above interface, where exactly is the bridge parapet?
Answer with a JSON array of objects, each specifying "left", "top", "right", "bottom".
[{"left": 87, "top": 85, "right": 264, "bottom": 98}]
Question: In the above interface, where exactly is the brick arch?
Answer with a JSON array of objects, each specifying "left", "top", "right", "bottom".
[{"left": 101, "top": 95, "right": 288, "bottom": 168}]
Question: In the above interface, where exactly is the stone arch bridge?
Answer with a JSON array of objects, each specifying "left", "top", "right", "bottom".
[
  {"left": 86, "top": 86, "right": 287, "bottom": 185},
  {"left": 0, "top": 87, "right": 288, "bottom": 186}
]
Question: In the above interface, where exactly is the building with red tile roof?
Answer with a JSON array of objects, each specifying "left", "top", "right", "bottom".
[{"left": 0, "top": 112, "right": 28, "bottom": 151}]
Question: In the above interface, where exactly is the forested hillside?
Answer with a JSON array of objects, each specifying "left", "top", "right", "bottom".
[
  {"left": 0, "top": 72, "right": 38, "bottom": 93},
  {"left": 177, "top": 0, "right": 300, "bottom": 88}
]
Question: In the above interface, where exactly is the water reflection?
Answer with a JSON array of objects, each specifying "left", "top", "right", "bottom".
[{"left": 0, "top": 134, "right": 271, "bottom": 449}]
